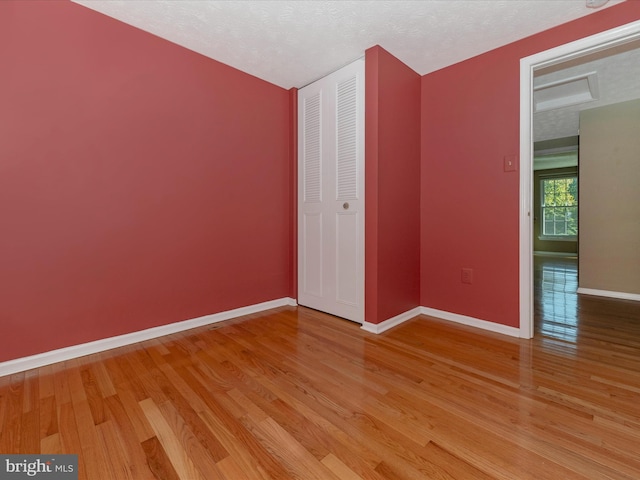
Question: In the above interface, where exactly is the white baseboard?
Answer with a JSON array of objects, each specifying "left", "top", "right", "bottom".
[
  {"left": 420, "top": 307, "right": 521, "bottom": 338},
  {"left": 0, "top": 297, "right": 297, "bottom": 378},
  {"left": 361, "top": 307, "right": 422, "bottom": 334},
  {"left": 1, "top": 297, "right": 526, "bottom": 377},
  {"left": 577, "top": 288, "right": 640, "bottom": 302},
  {"left": 360, "top": 305, "right": 521, "bottom": 338}
]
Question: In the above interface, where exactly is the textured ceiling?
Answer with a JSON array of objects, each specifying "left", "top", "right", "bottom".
[
  {"left": 533, "top": 39, "right": 640, "bottom": 142},
  {"left": 71, "top": 0, "right": 637, "bottom": 142},
  {"left": 71, "top": 0, "right": 625, "bottom": 89}
]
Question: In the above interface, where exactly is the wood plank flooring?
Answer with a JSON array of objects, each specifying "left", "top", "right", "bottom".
[{"left": 2, "top": 255, "right": 640, "bottom": 479}]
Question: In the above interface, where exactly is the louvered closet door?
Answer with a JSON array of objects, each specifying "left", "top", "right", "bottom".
[{"left": 298, "top": 58, "right": 365, "bottom": 324}]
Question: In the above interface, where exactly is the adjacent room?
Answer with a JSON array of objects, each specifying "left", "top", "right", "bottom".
[
  {"left": 1, "top": 1, "right": 640, "bottom": 478},
  {"left": 532, "top": 38, "right": 640, "bottom": 339}
]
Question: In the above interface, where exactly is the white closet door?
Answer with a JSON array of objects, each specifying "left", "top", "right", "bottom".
[{"left": 298, "top": 58, "right": 365, "bottom": 323}]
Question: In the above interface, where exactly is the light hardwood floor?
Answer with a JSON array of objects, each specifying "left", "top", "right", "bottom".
[{"left": 1, "top": 255, "right": 640, "bottom": 479}]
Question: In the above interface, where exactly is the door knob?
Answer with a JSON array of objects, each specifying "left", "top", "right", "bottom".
[{"left": 343, "top": 202, "right": 349, "bottom": 210}]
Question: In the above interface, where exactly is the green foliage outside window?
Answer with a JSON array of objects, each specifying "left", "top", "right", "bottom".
[{"left": 542, "top": 176, "right": 578, "bottom": 237}]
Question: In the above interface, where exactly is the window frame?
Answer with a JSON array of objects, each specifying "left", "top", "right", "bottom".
[{"left": 539, "top": 173, "right": 578, "bottom": 241}]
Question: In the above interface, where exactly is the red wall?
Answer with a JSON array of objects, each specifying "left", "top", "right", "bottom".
[
  {"left": 421, "top": 1, "right": 640, "bottom": 327},
  {"left": 0, "top": 1, "right": 292, "bottom": 362},
  {"left": 366, "top": 46, "right": 421, "bottom": 324}
]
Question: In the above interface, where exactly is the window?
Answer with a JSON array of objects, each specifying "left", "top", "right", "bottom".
[{"left": 541, "top": 176, "right": 578, "bottom": 238}]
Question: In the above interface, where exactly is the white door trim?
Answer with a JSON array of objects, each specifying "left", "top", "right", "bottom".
[{"left": 519, "top": 19, "right": 640, "bottom": 338}]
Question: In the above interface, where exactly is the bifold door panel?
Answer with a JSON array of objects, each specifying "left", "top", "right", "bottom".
[{"left": 298, "top": 58, "right": 364, "bottom": 323}]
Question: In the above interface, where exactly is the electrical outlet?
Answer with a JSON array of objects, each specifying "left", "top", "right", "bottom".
[{"left": 461, "top": 268, "right": 473, "bottom": 284}]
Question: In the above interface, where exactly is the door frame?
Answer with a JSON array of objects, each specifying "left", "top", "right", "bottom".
[{"left": 518, "top": 19, "right": 640, "bottom": 338}]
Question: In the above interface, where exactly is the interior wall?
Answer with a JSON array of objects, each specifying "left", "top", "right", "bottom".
[
  {"left": 533, "top": 166, "right": 579, "bottom": 254},
  {"left": 0, "top": 0, "right": 292, "bottom": 362},
  {"left": 420, "top": 1, "right": 640, "bottom": 328},
  {"left": 579, "top": 99, "right": 640, "bottom": 295},
  {"left": 365, "top": 46, "right": 421, "bottom": 324}
]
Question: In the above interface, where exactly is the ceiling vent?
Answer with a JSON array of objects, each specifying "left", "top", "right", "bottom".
[{"left": 534, "top": 71, "right": 599, "bottom": 112}]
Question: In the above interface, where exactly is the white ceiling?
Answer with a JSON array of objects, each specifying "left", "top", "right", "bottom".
[
  {"left": 71, "top": 0, "right": 638, "bottom": 143},
  {"left": 71, "top": 0, "right": 625, "bottom": 89},
  {"left": 534, "top": 39, "right": 640, "bottom": 142}
]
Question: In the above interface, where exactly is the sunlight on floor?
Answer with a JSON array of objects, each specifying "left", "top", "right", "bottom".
[{"left": 536, "top": 257, "right": 579, "bottom": 343}]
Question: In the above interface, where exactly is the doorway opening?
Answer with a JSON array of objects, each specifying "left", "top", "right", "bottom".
[{"left": 519, "top": 19, "right": 640, "bottom": 338}]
